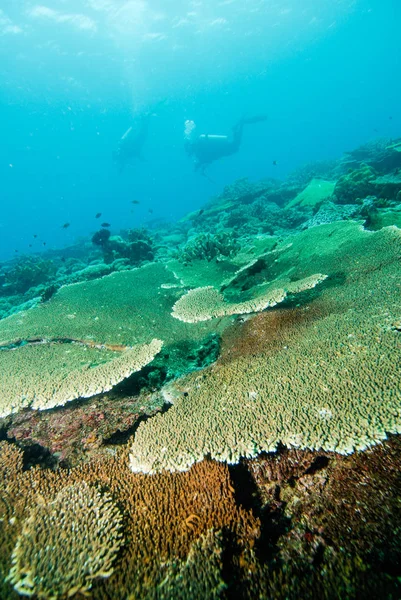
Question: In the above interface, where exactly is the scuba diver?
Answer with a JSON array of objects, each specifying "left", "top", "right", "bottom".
[
  {"left": 184, "top": 115, "right": 267, "bottom": 174},
  {"left": 113, "top": 112, "right": 154, "bottom": 173}
]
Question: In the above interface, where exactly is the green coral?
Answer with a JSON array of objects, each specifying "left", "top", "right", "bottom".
[
  {"left": 285, "top": 178, "right": 336, "bottom": 210},
  {"left": 129, "top": 223, "right": 401, "bottom": 473},
  {"left": 3, "top": 256, "right": 56, "bottom": 295},
  {"left": 334, "top": 164, "right": 377, "bottom": 204},
  {"left": 180, "top": 232, "right": 239, "bottom": 264}
]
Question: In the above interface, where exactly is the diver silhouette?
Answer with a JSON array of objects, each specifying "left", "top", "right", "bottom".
[
  {"left": 184, "top": 115, "right": 267, "bottom": 174},
  {"left": 113, "top": 112, "right": 154, "bottom": 173}
]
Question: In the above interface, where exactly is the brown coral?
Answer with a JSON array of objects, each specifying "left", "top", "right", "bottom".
[{"left": 0, "top": 442, "right": 259, "bottom": 600}]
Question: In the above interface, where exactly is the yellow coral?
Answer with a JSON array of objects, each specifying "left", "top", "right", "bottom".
[
  {"left": 0, "top": 339, "right": 163, "bottom": 417},
  {"left": 171, "top": 274, "right": 327, "bottom": 323},
  {"left": 8, "top": 481, "right": 123, "bottom": 599}
]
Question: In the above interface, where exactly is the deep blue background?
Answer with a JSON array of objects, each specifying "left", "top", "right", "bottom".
[{"left": 0, "top": 0, "right": 400, "bottom": 259}]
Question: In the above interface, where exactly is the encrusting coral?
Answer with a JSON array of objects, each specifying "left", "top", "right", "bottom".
[{"left": 8, "top": 482, "right": 123, "bottom": 599}]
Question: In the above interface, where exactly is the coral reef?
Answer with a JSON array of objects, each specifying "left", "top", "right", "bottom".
[
  {"left": 3, "top": 256, "right": 56, "bottom": 295},
  {"left": 0, "top": 443, "right": 259, "bottom": 600},
  {"left": 171, "top": 274, "right": 326, "bottom": 323},
  {"left": 8, "top": 481, "right": 123, "bottom": 598},
  {"left": 1, "top": 137, "right": 401, "bottom": 599},
  {"left": 4, "top": 389, "right": 165, "bottom": 467},
  {"left": 241, "top": 437, "right": 401, "bottom": 599},
  {"left": 180, "top": 231, "right": 239, "bottom": 264},
  {"left": 92, "top": 227, "right": 154, "bottom": 265},
  {"left": 301, "top": 200, "right": 359, "bottom": 228},
  {"left": 285, "top": 178, "right": 336, "bottom": 210},
  {"left": 333, "top": 164, "right": 377, "bottom": 204},
  {"left": 129, "top": 223, "right": 401, "bottom": 473},
  {"left": 342, "top": 136, "right": 401, "bottom": 173},
  {"left": 0, "top": 339, "right": 162, "bottom": 417}
]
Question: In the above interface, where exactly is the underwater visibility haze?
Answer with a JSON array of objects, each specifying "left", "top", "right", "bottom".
[{"left": 1, "top": 1, "right": 401, "bottom": 599}]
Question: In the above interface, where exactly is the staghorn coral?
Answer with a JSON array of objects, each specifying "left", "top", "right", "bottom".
[
  {"left": 129, "top": 223, "right": 401, "bottom": 473},
  {"left": 8, "top": 481, "right": 123, "bottom": 599},
  {"left": 171, "top": 274, "right": 327, "bottom": 323},
  {"left": 0, "top": 338, "right": 163, "bottom": 417},
  {"left": 149, "top": 529, "right": 227, "bottom": 600}
]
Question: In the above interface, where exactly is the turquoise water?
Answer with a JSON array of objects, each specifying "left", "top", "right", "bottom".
[
  {"left": 0, "top": 0, "right": 400, "bottom": 258},
  {"left": 1, "top": 3, "right": 401, "bottom": 598}
]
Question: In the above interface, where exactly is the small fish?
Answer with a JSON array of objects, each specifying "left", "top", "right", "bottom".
[
  {"left": 14, "top": 249, "right": 18, "bottom": 253},
  {"left": 101, "top": 222, "right": 111, "bottom": 228},
  {"left": 43, "top": 242, "right": 46, "bottom": 246},
  {"left": 61, "top": 257, "right": 66, "bottom": 262},
  {"left": 148, "top": 209, "right": 153, "bottom": 214},
  {"left": 95, "top": 212, "right": 102, "bottom": 218},
  {"left": 29, "top": 244, "right": 32, "bottom": 248},
  {"left": 62, "top": 223, "right": 70, "bottom": 229},
  {"left": 198, "top": 209, "right": 204, "bottom": 216},
  {"left": 33, "top": 234, "right": 38, "bottom": 238},
  {"left": 272, "top": 160, "right": 277, "bottom": 166},
  {"left": 131, "top": 200, "right": 140, "bottom": 205}
]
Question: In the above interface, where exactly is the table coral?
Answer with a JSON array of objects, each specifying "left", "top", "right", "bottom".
[{"left": 129, "top": 223, "right": 401, "bottom": 473}]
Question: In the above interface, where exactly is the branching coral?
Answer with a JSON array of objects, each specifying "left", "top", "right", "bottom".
[
  {"left": 4, "top": 257, "right": 56, "bottom": 295},
  {"left": 180, "top": 232, "right": 239, "bottom": 264},
  {"left": 0, "top": 442, "right": 259, "bottom": 600},
  {"left": 8, "top": 481, "right": 123, "bottom": 599}
]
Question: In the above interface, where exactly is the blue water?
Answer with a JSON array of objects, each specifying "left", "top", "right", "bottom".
[{"left": 0, "top": 0, "right": 400, "bottom": 260}]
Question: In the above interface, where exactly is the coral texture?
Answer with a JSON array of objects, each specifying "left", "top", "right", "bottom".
[
  {"left": 0, "top": 442, "right": 259, "bottom": 600},
  {"left": 8, "top": 481, "right": 123, "bottom": 598},
  {"left": 285, "top": 178, "right": 336, "bottom": 209},
  {"left": 129, "top": 223, "right": 401, "bottom": 473},
  {"left": 171, "top": 274, "right": 327, "bottom": 323},
  {"left": 0, "top": 339, "right": 162, "bottom": 416}
]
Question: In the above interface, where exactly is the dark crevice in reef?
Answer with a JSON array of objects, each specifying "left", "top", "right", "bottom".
[
  {"left": 229, "top": 457, "right": 291, "bottom": 565},
  {"left": 305, "top": 454, "right": 330, "bottom": 475},
  {"left": 229, "top": 460, "right": 259, "bottom": 512},
  {"left": 0, "top": 336, "right": 118, "bottom": 351},
  {"left": 104, "top": 402, "right": 172, "bottom": 447},
  {"left": 14, "top": 440, "right": 59, "bottom": 471}
]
